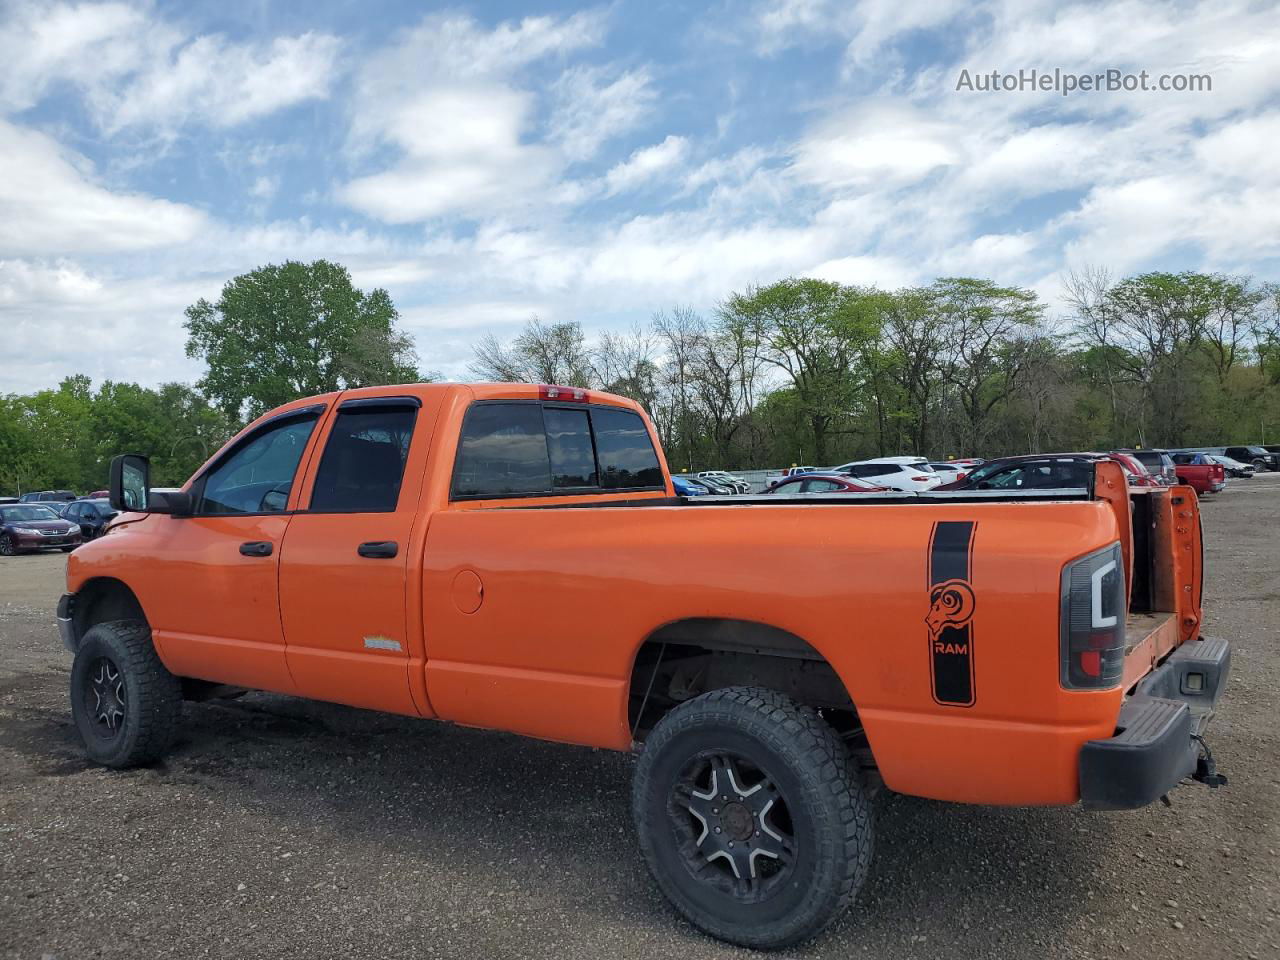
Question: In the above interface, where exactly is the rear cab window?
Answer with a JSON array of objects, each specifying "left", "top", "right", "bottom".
[{"left": 452, "top": 401, "right": 663, "bottom": 500}]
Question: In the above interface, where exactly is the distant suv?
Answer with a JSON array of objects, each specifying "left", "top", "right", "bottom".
[
  {"left": 19, "top": 490, "right": 77, "bottom": 503},
  {"left": 1189, "top": 446, "right": 1279, "bottom": 472}
]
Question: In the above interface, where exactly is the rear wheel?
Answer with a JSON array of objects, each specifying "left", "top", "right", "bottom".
[
  {"left": 70, "top": 620, "right": 181, "bottom": 768},
  {"left": 633, "top": 687, "right": 873, "bottom": 949}
]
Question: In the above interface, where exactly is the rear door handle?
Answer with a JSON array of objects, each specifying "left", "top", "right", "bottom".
[
  {"left": 239, "top": 541, "right": 273, "bottom": 557},
  {"left": 358, "top": 541, "right": 398, "bottom": 559}
]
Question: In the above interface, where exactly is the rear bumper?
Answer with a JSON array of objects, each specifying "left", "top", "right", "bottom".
[{"left": 1079, "top": 636, "right": 1230, "bottom": 810}]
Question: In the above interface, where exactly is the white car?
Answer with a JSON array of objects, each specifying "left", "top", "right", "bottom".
[{"left": 833, "top": 456, "right": 943, "bottom": 493}]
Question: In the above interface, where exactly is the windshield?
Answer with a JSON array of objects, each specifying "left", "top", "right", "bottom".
[{"left": 1, "top": 505, "right": 60, "bottom": 522}]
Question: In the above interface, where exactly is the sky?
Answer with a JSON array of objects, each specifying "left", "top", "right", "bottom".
[{"left": 2, "top": 0, "right": 1279, "bottom": 395}]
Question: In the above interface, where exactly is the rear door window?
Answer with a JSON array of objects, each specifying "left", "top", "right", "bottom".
[
  {"left": 453, "top": 403, "right": 552, "bottom": 497},
  {"left": 588, "top": 407, "right": 663, "bottom": 489},
  {"left": 310, "top": 404, "right": 418, "bottom": 512}
]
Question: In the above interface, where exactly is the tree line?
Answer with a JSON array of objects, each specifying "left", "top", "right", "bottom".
[
  {"left": 471, "top": 272, "right": 1280, "bottom": 471},
  {"left": 4, "top": 261, "right": 1279, "bottom": 495}
]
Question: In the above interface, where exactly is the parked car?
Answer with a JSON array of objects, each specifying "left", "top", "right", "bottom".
[
  {"left": 763, "top": 465, "right": 817, "bottom": 487},
  {"left": 763, "top": 473, "right": 891, "bottom": 494},
  {"left": 18, "top": 489, "right": 77, "bottom": 503},
  {"left": 935, "top": 455, "right": 1098, "bottom": 491},
  {"left": 86, "top": 489, "right": 109, "bottom": 499},
  {"left": 679, "top": 475, "right": 735, "bottom": 495},
  {"left": 1118, "top": 449, "right": 1177, "bottom": 486},
  {"left": 58, "top": 382, "right": 1232, "bottom": 949},
  {"left": 0, "top": 503, "right": 83, "bottom": 554},
  {"left": 1185, "top": 445, "right": 1280, "bottom": 472},
  {"left": 697, "top": 471, "right": 750, "bottom": 494},
  {"left": 928, "top": 462, "right": 970, "bottom": 483},
  {"left": 1168, "top": 453, "right": 1227, "bottom": 494},
  {"left": 1104, "top": 451, "right": 1161, "bottom": 487},
  {"left": 1205, "top": 454, "right": 1254, "bottom": 479},
  {"left": 63, "top": 498, "right": 120, "bottom": 540},
  {"left": 833, "top": 456, "right": 942, "bottom": 492},
  {"left": 671, "top": 476, "right": 710, "bottom": 496}
]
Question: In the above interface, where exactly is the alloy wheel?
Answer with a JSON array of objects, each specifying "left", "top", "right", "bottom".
[
  {"left": 668, "top": 752, "right": 796, "bottom": 901},
  {"left": 85, "top": 657, "right": 127, "bottom": 737}
]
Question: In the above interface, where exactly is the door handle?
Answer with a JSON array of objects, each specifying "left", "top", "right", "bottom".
[
  {"left": 239, "top": 541, "right": 273, "bottom": 557},
  {"left": 358, "top": 541, "right": 398, "bottom": 559}
]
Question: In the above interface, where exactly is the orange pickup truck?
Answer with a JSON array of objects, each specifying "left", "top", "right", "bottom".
[{"left": 57, "top": 382, "right": 1230, "bottom": 948}]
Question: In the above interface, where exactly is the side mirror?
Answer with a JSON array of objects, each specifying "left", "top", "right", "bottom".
[
  {"left": 109, "top": 455, "right": 193, "bottom": 516},
  {"left": 110, "top": 454, "right": 150, "bottom": 512}
]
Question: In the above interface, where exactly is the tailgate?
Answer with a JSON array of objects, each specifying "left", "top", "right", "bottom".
[{"left": 1120, "top": 485, "right": 1203, "bottom": 690}]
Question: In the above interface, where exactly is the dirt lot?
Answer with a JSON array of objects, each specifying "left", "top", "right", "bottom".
[{"left": 2, "top": 482, "right": 1278, "bottom": 960}]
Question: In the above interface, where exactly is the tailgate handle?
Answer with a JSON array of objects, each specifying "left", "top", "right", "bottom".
[
  {"left": 358, "top": 541, "right": 398, "bottom": 559},
  {"left": 239, "top": 541, "right": 273, "bottom": 557}
]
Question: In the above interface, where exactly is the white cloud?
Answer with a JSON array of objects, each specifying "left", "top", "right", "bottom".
[
  {"left": 0, "top": 119, "right": 205, "bottom": 256},
  {"left": 803, "top": 254, "right": 919, "bottom": 289},
  {"left": 791, "top": 102, "right": 960, "bottom": 189},
  {"left": 0, "top": 2, "right": 341, "bottom": 134},
  {"left": 604, "top": 135, "right": 688, "bottom": 194},
  {"left": 547, "top": 65, "right": 657, "bottom": 162},
  {"left": 248, "top": 175, "right": 279, "bottom": 200},
  {"left": 339, "top": 10, "right": 612, "bottom": 223}
]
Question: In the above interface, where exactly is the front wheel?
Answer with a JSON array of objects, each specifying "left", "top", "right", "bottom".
[
  {"left": 633, "top": 687, "right": 873, "bottom": 949},
  {"left": 70, "top": 620, "right": 182, "bottom": 768},
  {"left": 0, "top": 533, "right": 17, "bottom": 556}
]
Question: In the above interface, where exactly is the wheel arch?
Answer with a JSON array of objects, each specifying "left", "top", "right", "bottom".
[
  {"left": 68, "top": 577, "right": 149, "bottom": 649},
  {"left": 627, "top": 617, "right": 865, "bottom": 755}
]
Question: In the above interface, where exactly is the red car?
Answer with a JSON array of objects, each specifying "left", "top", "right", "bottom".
[
  {"left": 1169, "top": 453, "right": 1227, "bottom": 494},
  {"left": 1105, "top": 451, "right": 1161, "bottom": 487},
  {"left": 764, "top": 473, "right": 891, "bottom": 494},
  {"left": 0, "top": 503, "right": 83, "bottom": 555}
]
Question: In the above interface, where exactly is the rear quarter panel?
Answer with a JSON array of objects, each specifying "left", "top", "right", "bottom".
[{"left": 421, "top": 498, "right": 1125, "bottom": 805}]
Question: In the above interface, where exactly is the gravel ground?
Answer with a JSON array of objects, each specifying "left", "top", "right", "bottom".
[{"left": 2, "top": 479, "right": 1278, "bottom": 960}]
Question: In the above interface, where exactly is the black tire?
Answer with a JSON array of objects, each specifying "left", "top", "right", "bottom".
[
  {"left": 0, "top": 533, "right": 16, "bottom": 556},
  {"left": 633, "top": 687, "right": 873, "bottom": 949},
  {"left": 70, "top": 620, "right": 181, "bottom": 768}
]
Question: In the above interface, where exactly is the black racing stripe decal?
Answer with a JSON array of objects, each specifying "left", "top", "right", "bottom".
[{"left": 926, "top": 521, "right": 977, "bottom": 707}]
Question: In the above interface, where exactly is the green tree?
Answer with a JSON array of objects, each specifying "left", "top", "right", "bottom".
[
  {"left": 184, "top": 260, "right": 423, "bottom": 419},
  {"left": 721, "top": 278, "right": 882, "bottom": 464}
]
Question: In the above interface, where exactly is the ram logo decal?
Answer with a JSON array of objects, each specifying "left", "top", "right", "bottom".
[
  {"left": 926, "top": 578, "right": 976, "bottom": 639},
  {"left": 927, "top": 522, "right": 977, "bottom": 706}
]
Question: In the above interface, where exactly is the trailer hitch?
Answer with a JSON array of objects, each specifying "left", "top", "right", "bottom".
[{"left": 1190, "top": 734, "right": 1228, "bottom": 789}]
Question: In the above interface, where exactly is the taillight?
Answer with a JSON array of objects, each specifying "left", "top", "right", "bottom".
[
  {"left": 1060, "top": 542, "right": 1126, "bottom": 689},
  {"left": 912, "top": 475, "right": 931, "bottom": 481},
  {"left": 539, "top": 384, "right": 589, "bottom": 401}
]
